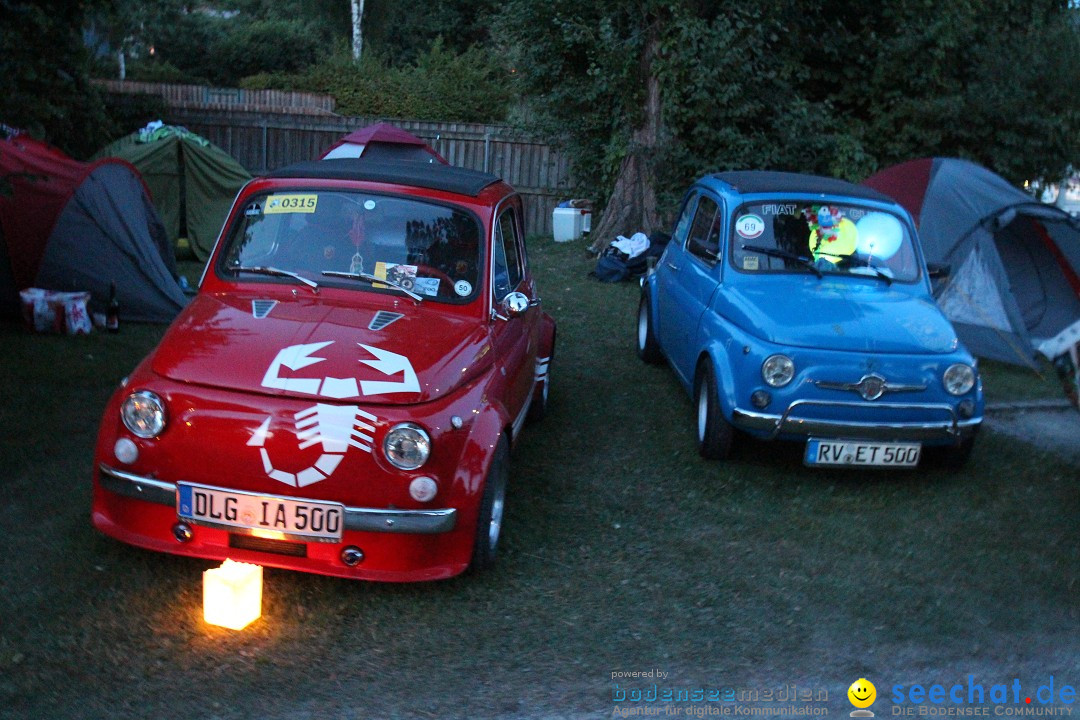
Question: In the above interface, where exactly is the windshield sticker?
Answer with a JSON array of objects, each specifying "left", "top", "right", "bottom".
[
  {"left": 265, "top": 194, "right": 318, "bottom": 214},
  {"left": 760, "top": 204, "right": 796, "bottom": 216},
  {"left": 454, "top": 280, "right": 473, "bottom": 297},
  {"left": 735, "top": 214, "right": 765, "bottom": 239},
  {"left": 415, "top": 278, "right": 440, "bottom": 297},
  {"left": 244, "top": 202, "right": 263, "bottom": 217},
  {"left": 363, "top": 199, "right": 376, "bottom": 210},
  {"left": 374, "top": 262, "right": 418, "bottom": 290},
  {"left": 743, "top": 255, "right": 760, "bottom": 271}
]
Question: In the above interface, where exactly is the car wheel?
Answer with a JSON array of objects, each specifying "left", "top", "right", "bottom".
[
  {"left": 471, "top": 434, "right": 509, "bottom": 571},
  {"left": 924, "top": 435, "right": 976, "bottom": 470},
  {"left": 694, "top": 361, "right": 733, "bottom": 460},
  {"left": 636, "top": 291, "right": 663, "bottom": 364}
]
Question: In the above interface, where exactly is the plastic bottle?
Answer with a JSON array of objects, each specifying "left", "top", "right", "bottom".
[{"left": 106, "top": 281, "right": 119, "bottom": 334}]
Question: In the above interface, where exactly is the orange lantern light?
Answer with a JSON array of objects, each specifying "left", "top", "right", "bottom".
[{"left": 203, "top": 559, "right": 263, "bottom": 630}]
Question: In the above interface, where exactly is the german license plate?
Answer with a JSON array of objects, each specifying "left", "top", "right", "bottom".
[
  {"left": 177, "top": 483, "right": 344, "bottom": 541},
  {"left": 805, "top": 439, "right": 921, "bottom": 467}
]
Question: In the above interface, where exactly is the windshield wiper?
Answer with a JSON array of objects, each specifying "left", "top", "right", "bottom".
[
  {"left": 322, "top": 270, "right": 423, "bottom": 303},
  {"left": 741, "top": 245, "right": 823, "bottom": 278},
  {"left": 856, "top": 264, "right": 894, "bottom": 285},
  {"left": 233, "top": 265, "right": 318, "bottom": 292}
]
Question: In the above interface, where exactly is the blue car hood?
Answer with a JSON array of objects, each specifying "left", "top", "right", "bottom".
[{"left": 717, "top": 278, "right": 959, "bottom": 354}]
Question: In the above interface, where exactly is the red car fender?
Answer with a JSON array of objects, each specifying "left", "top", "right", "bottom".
[
  {"left": 450, "top": 402, "right": 510, "bottom": 537},
  {"left": 538, "top": 311, "right": 556, "bottom": 363}
]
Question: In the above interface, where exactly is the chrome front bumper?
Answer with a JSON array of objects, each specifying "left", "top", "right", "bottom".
[
  {"left": 97, "top": 464, "right": 457, "bottom": 534},
  {"left": 732, "top": 399, "right": 981, "bottom": 442}
]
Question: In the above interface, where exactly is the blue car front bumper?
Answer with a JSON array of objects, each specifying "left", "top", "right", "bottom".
[{"left": 731, "top": 398, "right": 981, "bottom": 444}]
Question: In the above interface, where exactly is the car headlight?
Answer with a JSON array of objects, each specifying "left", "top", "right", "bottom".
[
  {"left": 943, "top": 363, "right": 976, "bottom": 396},
  {"left": 762, "top": 354, "right": 795, "bottom": 387},
  {"left": 383, "top": 423, "right": 431, "bottom": 470},
  {"left": 121, "top": 390, "right": 167, "bottom": 438}
]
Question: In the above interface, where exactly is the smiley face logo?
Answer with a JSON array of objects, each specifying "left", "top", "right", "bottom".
[{"left": 848, "top": 678, "right": 877, "bottom": 714}]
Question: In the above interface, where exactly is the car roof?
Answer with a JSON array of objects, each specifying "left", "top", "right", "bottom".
[
  {"left": 268, "top": 158, "right": 504, "bottom": 198},
  {"left": 708, "top": 170, "right": 894, "bottom": 203}
]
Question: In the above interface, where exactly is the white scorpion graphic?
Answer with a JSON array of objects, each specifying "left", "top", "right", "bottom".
[{"left": 247, "top": 341, "right": 419, "bottom": 487}]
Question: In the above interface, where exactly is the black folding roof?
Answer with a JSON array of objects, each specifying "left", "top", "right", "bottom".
[
  {"left": 268, "top": 159, "right": 503, "bottom": 198},
  {"left": 711, "top": 170, "right": 893, "bottom": 203}
]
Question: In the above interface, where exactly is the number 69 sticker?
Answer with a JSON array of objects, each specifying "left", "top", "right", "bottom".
[{"left": 735, "top": 214, "right": 765, "bottom": 240}]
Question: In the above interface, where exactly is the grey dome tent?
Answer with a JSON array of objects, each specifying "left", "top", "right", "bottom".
[
  {"left": 0, "top": 132, "right": 186, "bottom": 323},
  {"left": 864, "top": 158, "right": 1080, "bottom": 368},
  {"left": 94, "top": 124, "right": 251, "bottom": 261}
]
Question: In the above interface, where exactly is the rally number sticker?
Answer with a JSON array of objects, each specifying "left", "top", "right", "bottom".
[
  {"left": 265, "top": 194, "right": 319, "bottom": 214},
  {"left": 735, "top": 214, "right": 765, "bottom": 240}
]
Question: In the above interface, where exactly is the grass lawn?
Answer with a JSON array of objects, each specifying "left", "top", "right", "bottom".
[{"left": 1, "top": 239, "right": 1077, "bottom": 720}]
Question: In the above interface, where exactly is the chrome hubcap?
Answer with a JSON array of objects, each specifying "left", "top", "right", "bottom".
[
  {"left": 697, "top": 384, "right": 708, "bottom": 442},
  {"left": 488, "top": 487, "right": 505, "bottom": 550},
  {"left": 637, "top": 306, "right": 648, "bottom": 349}
]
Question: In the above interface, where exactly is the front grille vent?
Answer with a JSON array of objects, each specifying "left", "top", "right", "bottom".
[
  {"left": 251, "top": 300, "right": 278, "bottom": 319},
  {"left": 369, "top": 311, "right": 404, "bottom": 331}
]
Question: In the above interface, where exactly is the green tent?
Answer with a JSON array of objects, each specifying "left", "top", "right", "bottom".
[{"left": 94, "top": 124, "right": 251, "bottom": 261}]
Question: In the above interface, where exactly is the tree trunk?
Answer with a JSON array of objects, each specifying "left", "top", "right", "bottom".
[
  {"left": 588, "top": 20, "right": 662, "bottom": 253},
  {"left": 351, "top": 0, "right": 365, "bottom": 62}
]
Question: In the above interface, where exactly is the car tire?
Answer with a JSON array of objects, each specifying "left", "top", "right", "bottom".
[
  {"left": 694, "top": 360, "right": 734, "bottom": 460},
  {"left": 637, "top": 291, "right": 663, "bottom": 364},
  {"left": 471, "top": 434, "right": 509, "bottom": 571},
  {"left": 924, "top": 434, "right": 976, "bottom": 470}
]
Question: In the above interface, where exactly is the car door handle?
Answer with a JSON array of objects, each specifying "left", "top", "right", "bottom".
[{"left": 666, "top": 261, "right": 680, "bottom": 271}]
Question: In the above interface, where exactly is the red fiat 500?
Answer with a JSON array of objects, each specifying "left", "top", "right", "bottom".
[{"left": 91, "top": 159, "right": 556, "bottom": 581}]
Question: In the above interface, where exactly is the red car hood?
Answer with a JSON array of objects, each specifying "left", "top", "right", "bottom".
[{"left": 150, "top": 292, "right": 493, "bottom": 405}]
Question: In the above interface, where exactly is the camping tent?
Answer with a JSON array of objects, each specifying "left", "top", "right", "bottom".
[
  {"left": 94, "top": 124, "right": 251, "bottom": 261},
  {"left": 864, "top": 157, "right": 1080, "bottom": 368},
  {"left": 0, "top": 132, "right": 186, "bottom": 323},
  {"left": 320, "top": 123, "right": 448, "bottom": 164}
]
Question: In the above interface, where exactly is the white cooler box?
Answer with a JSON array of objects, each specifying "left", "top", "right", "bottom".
[{"left": 552, "top": 206, "right": 592, "bottom": 242}]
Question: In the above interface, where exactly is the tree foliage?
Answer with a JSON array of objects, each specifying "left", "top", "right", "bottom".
[
  {"left": 499, "top": 0, "right": 1080, "bottom": 229},
  {"left": 0, "top": 0, "right": 114, "bottom": 158},
  {"left": 241, "top": 40, "right": 513, "bottom": 123}
]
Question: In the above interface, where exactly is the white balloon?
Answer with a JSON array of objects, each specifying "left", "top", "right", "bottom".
[{"left": 855, "top": 213, "right": 904, "bottom": 259}]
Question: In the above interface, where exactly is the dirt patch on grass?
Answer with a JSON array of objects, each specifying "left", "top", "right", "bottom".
[{"left": 985, "top": 401, "right": 1080, "bottom": 464}]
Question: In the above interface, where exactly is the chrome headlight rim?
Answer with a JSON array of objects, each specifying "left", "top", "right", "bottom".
[
  {"left": 382, "top": 422, "right": 431, "bottom": 470},
  {"left": 761, "top": 354, "right": 796, "bottom": 388},
  {"left": 943, "top": 363, "right": 976, "bottom": 396},
  {"left": 121, "top": 390, "right": 167, "bottom": 439}
]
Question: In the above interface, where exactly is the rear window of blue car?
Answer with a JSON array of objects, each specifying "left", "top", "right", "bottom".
[{"left": 731, "top": 202, "right": 920, "bottom": 283}]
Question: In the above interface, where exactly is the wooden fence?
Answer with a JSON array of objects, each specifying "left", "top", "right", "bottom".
[{"left": 99, "top": 81, "right": 573, "bottom": 236}]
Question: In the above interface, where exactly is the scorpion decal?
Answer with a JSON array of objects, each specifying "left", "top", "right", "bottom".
[{"left": 248, "top": 341, "right": 419, "bottom": 487}]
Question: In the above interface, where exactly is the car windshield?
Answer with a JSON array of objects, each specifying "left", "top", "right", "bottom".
[
  {"left": 218, "top": 190, "right": 483, "bottom": 302},
  {"left": 730, "top": 202, "right": 919, "bottom": 283}
]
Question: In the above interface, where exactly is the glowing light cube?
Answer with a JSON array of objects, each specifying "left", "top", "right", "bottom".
[{"left": 203, "top": 559, "right": 262, "bottom": 630}]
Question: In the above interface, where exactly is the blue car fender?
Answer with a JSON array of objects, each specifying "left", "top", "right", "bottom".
[
  {"left": 640, "top": 270, "right": 660, "bottom": 330},
  {"left": 698, "top": 338, "right": 741, "bottom": 420}
]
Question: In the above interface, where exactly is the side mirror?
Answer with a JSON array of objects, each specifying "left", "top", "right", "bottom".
[
  {"left": 927, "top": 262, "right": 951, "bottom": 279},
  {"left": 500, "top": 291, "right": 531, "bottom": 318}
]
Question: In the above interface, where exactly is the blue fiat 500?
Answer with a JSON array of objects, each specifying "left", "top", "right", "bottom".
[{"left": 637, "top": 171, "right": 983, "bottom": 468}]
